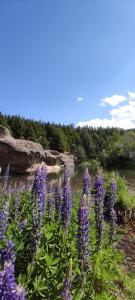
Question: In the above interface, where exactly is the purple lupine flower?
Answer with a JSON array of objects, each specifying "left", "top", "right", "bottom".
[
  {"left": 14, "top": 196, "right": 21, "bottom": 219},
  {"left": 31, "top": 167, "right": 47, "bottom": 246},
  {"left": 31, "top": 168, "right": 41, "bottom": 197},
  {"left": 61, "top": 178, "right": 72, "bottom": 233},
  {"left": 25, "top": 177, "right": 30, "bottom": 192},
  {"left": 109, "top": 179, "right": 117, "bottom": 242},
  {"left": 31, "top": 168, "right": 41, "bottom": 226},
  {"left": 55, "top": 181, "right": 62, "bottom": 214},
  {"left": 40, "top": 166, "right": 47, "bottom": 213},
  {"left": 16, "top": 285, "right": 26, "bottom": 300},
  {"left": 4, "top": 260, "right": 17, "bottom": 298},
  {"left": 94, "top": 175, "right": 104, "bottom": 250},
  {"left": 7, "top": 184, "right": 15, "bottom": 197},
  {"left": 3, "top": 164, "right": 10, "bottom": 187},
  {"left": 32, "top": 167, "right": 47, "bottom": 227},
  {"left": 0, "top": 201, "right": 9, "bottom": 240},
  {"left": 63, "top": 166, "right": 70, "bottom": 186},
  {"left": 62, "top": 259, "right": 72, "bottom": 300},
  {"left": 1, "top": 240, "right": 15, "bottom": 265},
  {"left": 82, "top": 168, "right": 91, "bottom": 195},
  {"left": 0, "top": 260, "right": 26, "bottom": 299},
  {"left": 19, "top": 219, "right": 28, "bottom": 231},
  {"left": 47, "top": 184, "right": 54, "bottom": 221},
  {"left": 37, "top": 167, "right": 47, "bottom": 227},
  {"left": 77, "top": 195, "right": 90, "bottom": 273},
  {"left": 0, "top": 269, "right": 5, "bottom": 298},
  {"left": 31, "top": 168, "right": 42, "bottom": 247}
]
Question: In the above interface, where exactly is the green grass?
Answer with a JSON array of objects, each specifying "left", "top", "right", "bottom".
[{"left": 115, "top": 265, "right": 135, "bottom": 300}]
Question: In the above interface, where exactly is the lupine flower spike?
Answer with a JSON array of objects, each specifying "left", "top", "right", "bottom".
[
  {"left": 109, "top": 178, "right": 117, "bottom": 242},
  {"left": 62, "top": 259, "right": 72, "bottom": 300},
  {"left": 47, "top": 184, "right": 54, "bottom": 221},
  {"left": 39, "top": 166, "right": 47, "bottom": 213},
  {"left": 31, "top": 167, "right": 47, "bottom": 246},
  {"left": 1, "top": 240, "right": 15, "bottom": 265},
  {"left": 55, "top": 179, "right": 62, "bottom": 215},
  {"left": 31, "top": 168, "right": 41, "bottom": 225},
  {"left": 83, "top": 168, "right": 91, "bottom": 195},
  {"left": 77, "top": 194, "right": 90, "bottom": 274},
  {"left": 61, "top": 177, "right": 72, "bottom": 234},
  {"left": 14, "top": 196, "right": 21, "bottom": 219},
  {"left": 32, "top": 166, "right": 47, "bottom": 226},
  {"left": 94, "top": 174, "right": 104, "bottom": 250},
  {"left": 0, "top": 260, "right": 25, "bottom": 299},
  {"left": 0, "top": 201, "right": 9, "bottom": 240},
  {"left": 19, "top": 219, "right": 28, "bottom": 231},
  {"left": 63, "top": 166, "right": 70, "bottom": 186}
]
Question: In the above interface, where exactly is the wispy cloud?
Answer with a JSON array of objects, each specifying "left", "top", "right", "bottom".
[
  {"left": 76, "top": 91, "right": 135, "bottom": 129},
  {"left": 76, "top": 97, "right": 84, "bottom": 103}
]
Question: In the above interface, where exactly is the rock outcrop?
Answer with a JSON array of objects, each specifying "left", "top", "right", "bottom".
[
  {"left": 0, "top": 125, "right": 45, "bottom": 174},
  {"left": 0, "top": 125, "right": 75, "bottom": 175},
  {"left": 44, "top": 150, "right": 58, "bottom": 166},
  {"left": 44, "top": 150, "right": 74, "bottom": 174}
]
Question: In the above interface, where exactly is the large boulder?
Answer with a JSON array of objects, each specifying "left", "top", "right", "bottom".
[
  {"left": 0, "top": 125, "right": 46, "bottom": 174},
  {"left": 44, "top": 150, "right": 75, "bottom": 174},
  {"left": 44, "top": 150, "right": 58, "bottom": 166}
]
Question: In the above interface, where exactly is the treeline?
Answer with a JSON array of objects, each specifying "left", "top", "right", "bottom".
[{"left": 0, "top": 112, "right": 135, "bottom": 168}]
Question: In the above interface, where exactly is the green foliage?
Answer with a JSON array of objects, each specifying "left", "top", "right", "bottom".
[
  {"left": 0, "top": 172, "right": 133, "bottom": 299},
  {"left": 1, "top": 112, "right": 135, "bottom": 167},
  {"left": 48, "top": 126, "right": 68, "bottom": 152},
  {"left": 115, "top": 266, "right": 135, "bottom": 300},
  {"left": 78, "top": 159, "right": 100, "bottom": 173},
  {"left": 103, "top": 171, "right": 135, "bottom": 210},
  {"left": 115, "top": 174, "right": 135, "bottom": 209},
  {"left": 74, "top": 145, "right": 87, "bottom": 163}
]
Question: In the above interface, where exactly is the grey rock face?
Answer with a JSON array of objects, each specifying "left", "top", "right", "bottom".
[
  {"left": 0, "top": 125, "right": 75, "bottom": 175},
  {"left": 0, "top": 125, "right": 45, "bottom": 174},
  {"left": 44, "top": 150, "right": 75, "bottom": 174}
]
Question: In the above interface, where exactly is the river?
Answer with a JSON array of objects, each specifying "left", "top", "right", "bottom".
[{"left": 0, "top": 168, "right": 135, "bottom": 195}]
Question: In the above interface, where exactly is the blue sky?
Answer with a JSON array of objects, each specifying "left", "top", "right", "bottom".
[{"left": 0, "top": 0, "right": 135, "bottom": 128}]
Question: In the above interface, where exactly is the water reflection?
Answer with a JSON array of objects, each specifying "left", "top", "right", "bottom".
[{"left": 0, "top": 168, "right": 135, "bottom": 194}]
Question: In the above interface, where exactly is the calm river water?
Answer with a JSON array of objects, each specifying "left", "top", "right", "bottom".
[{"left": 0, "top": 168, "right": 135, "bottom": 195}]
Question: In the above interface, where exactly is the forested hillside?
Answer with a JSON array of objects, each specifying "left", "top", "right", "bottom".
[{"left": 1, "top": 112, "right": 135, "bottom": 168}]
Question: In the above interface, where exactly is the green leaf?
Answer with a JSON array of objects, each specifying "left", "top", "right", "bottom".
[{"left": 74, "top": 288, "right": 85, "bottom": 300}]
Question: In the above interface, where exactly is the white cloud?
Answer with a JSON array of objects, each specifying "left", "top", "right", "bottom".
[
  {"left": 128, "top": 91, "right": 135, "bottom": 101},
  {"left": 100, "top": 94, "right": 127, "bottom": 107},
  {"left": 76, "top": 118, "right": 135, "bottom": 130},
  {"left": 76, "top": 91, "right": 135, "bottom": 129},
  {"left": 110, "top": 101, "right": 135, "bottom": 120},
  {"left": 76, "top": 97, "right": 84, "bottom": 103}
]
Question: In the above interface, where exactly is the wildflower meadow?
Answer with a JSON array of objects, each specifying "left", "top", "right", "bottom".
[{"left": 0, "top": 166, "right": 134, "bottom": 299}]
